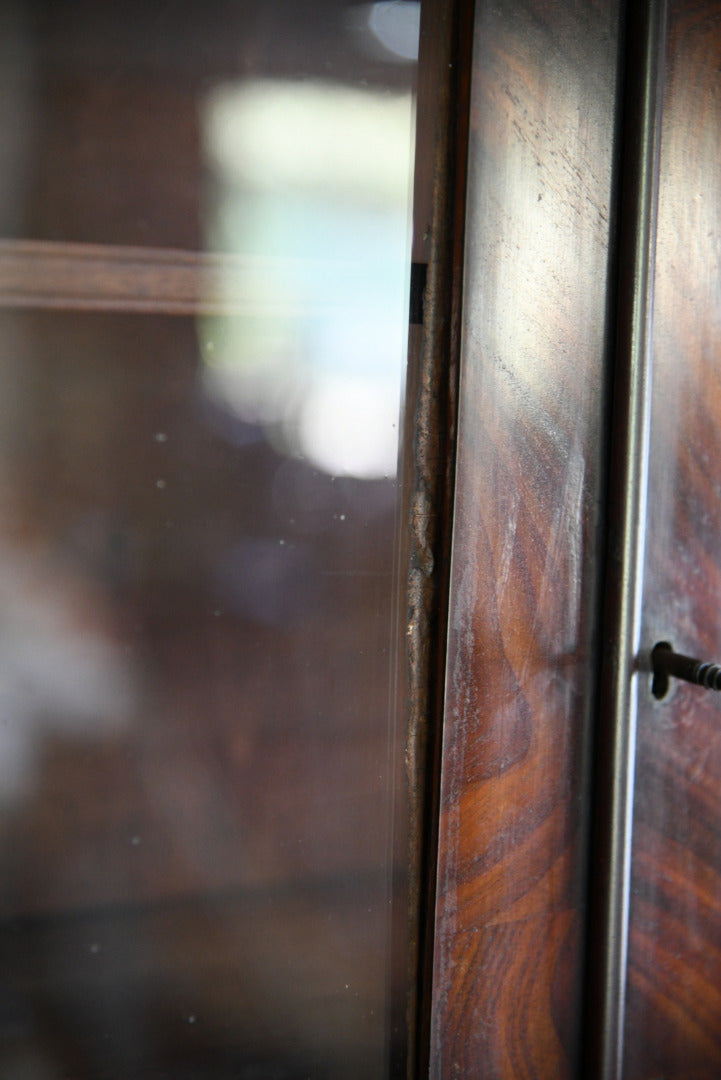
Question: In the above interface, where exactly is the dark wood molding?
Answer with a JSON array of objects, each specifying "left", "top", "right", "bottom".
[
  {"left": 584, "top": 2, "right": 669, "bottom": 1077},
  {"left": 402, "top": 0, "right": 474, "bottom": 1075}
]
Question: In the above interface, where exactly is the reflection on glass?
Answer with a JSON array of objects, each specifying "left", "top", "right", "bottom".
[
  {"left": 200, "top": 78, "right": 413, "bottom": 479},
  {"left": 0, "top": 2, "right": 416, "bottom": 1078}
]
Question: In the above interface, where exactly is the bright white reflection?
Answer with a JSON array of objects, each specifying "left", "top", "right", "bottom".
[
  {"left": 368, "top": 1, "right": 421, "bottom": 61},
  {"left": 299, "top": 376, "right": 399, "bottom": 479},
  {"left": 0, "top": 544, "right": 135, "bottom": 804},
  {"left": 205, "top": 80, "right": 412, "bottom": 203},
  {"left": 200, "top": 79, "right": 414, "bottom": 479}
]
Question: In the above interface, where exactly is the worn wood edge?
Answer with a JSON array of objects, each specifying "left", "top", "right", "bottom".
[{"left": 403, "top": 0, "right": 474, "bottom": 1075}]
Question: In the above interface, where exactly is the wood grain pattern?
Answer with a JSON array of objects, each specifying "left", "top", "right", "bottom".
[
  {"left": 429, "top": 2, "right": 620, "bottom": 1076},
  {"left": 626, "top": 4, "right": 721, "bottom": 1076}
]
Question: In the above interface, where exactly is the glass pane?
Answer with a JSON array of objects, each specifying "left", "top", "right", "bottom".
[{"left": 0, "top": 1, "right": 418, "bottom": 1076}]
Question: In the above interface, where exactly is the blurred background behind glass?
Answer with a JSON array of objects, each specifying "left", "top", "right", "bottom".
[{"left": 0, "top": 1, "right": 418, "bottom": 1076}]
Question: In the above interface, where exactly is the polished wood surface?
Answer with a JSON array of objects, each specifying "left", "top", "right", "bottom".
[
  {"left": 626, "top": 4, "right": 721, "bottom": 1076},
  {"left": 429, "top": 1, "right": 620, "bottom": 1076}
]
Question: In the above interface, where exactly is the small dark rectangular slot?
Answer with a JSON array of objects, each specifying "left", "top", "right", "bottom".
[{"left": 410, "top": 262, "right": 428, "bottom": 325}]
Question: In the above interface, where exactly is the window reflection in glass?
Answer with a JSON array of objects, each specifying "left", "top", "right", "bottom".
[
  {"left": 0, "top": 1, "right": 417, "bottom": 1077},
  {"left": 200, "top": 78, "right": 413, "bottom": 480}
]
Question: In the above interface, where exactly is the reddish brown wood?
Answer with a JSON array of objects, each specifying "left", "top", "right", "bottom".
[
  {"left": 429, "top": 2, "right": 621, "bottom": 1076},
  {"left": 625, "top": 4, "right": 721, "bottom": 1076}
]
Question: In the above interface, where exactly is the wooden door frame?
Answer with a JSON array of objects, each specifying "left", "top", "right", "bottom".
[{"left": 401, "top": 0, "right": 474, "bottom": 1074}]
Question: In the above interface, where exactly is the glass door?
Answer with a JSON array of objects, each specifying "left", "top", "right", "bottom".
[{"left": 0, "top": 2, "right": 421, "bottom": 1076}]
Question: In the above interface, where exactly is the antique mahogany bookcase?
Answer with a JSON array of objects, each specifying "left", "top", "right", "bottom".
[{"left": 0, "top": 1, "right": 720, "bottom": 1079}]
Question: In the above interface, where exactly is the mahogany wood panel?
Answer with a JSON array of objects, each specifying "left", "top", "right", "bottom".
[
  {"left": 626, "top": 5, "right": 721, "bottom": 1076},
  {"left": 429, "top": 2, "right": 620, "bottom": 1076}
]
